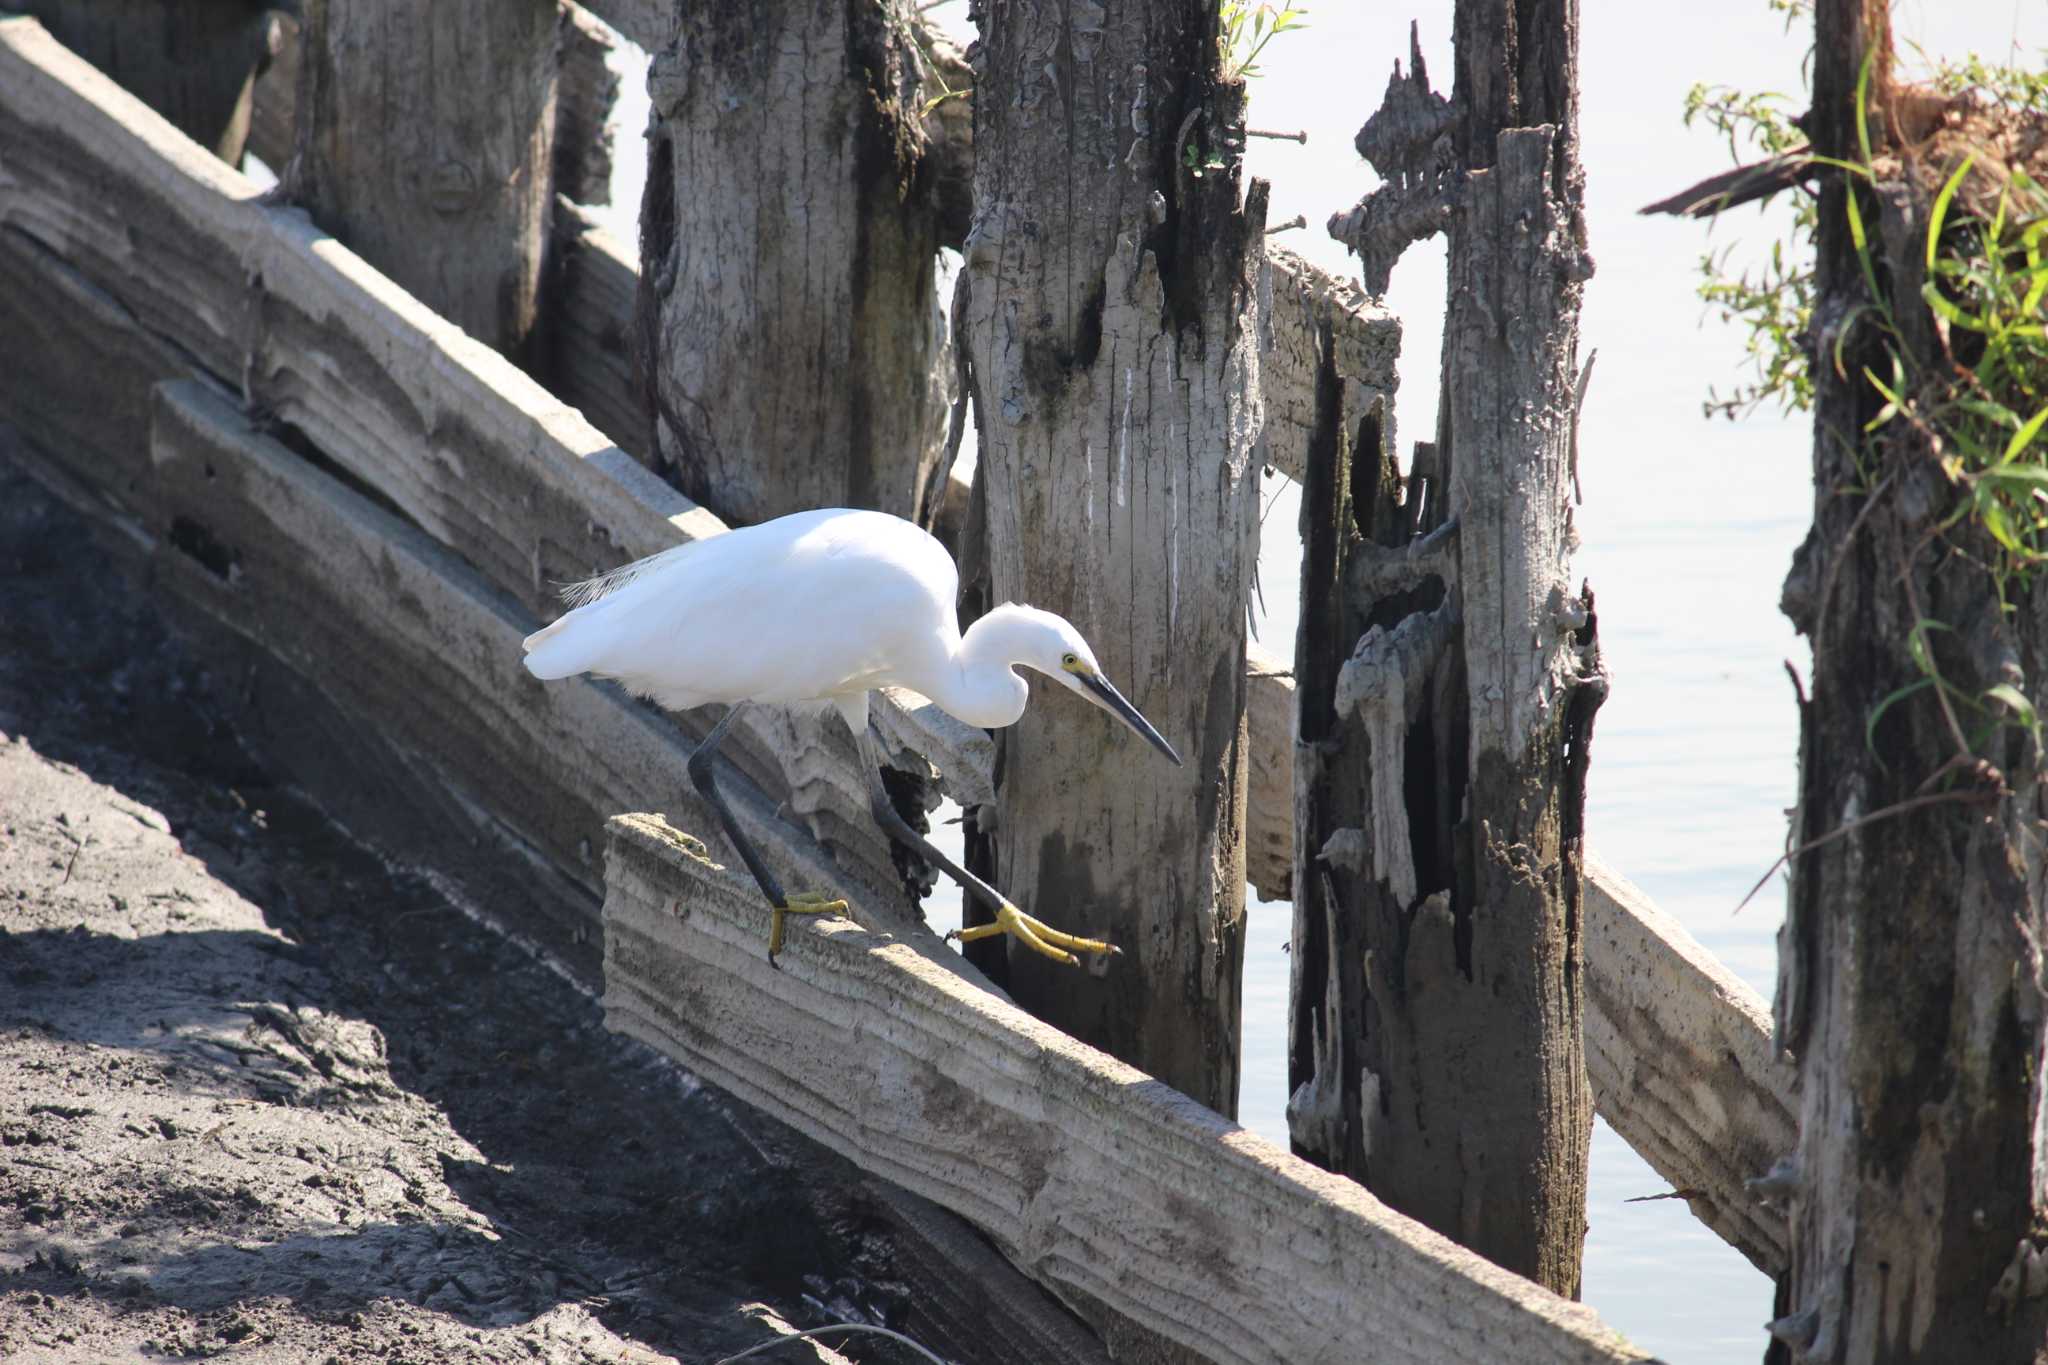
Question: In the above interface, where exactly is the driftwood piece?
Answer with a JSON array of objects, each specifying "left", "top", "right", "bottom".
[{"left": 601, "top": 812, "right": 1651, "bottom": 1365}]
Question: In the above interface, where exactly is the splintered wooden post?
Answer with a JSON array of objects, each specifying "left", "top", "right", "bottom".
[
  {"left": 636, "top": 0, "right": 953, "bottom": 527},
  {"left": 1301, "top": 5, "right": 1604, "bottom": 1295},
  {"left": 290, "top": 0, "right": 558, "bottom": 361},
  {"left": 960, "top": 2, "right": 1264, "bottom": 1116},
  {"left": 1764, "top": 1, "right": 2048, "bottom": 1357}
]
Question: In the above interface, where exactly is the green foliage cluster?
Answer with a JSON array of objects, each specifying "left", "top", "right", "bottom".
[
  {"left": 1219, "top": 1, "right": 1307, "bottom": 82},
  {"left": 1690, "top": 39, "right": 2048, "bottom": 754},
  {"left": 1684, "top": 83, "right": 1816, "bottom": 418}
]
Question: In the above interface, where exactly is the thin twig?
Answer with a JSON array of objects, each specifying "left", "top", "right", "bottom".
[
  {"left": 1265, "top": 214, "right": 1307, "bottom": 235},
  {"left": 1891, "top": 534, "right": 1975, "bottom": 763},
  {"left": 712, "top": 1323, "right": 952, "bottom": 1365},
  {"left": 1247, "top": 127, "right": 1308, "bottom": 143},
  {"left": 1735, "top": 784, "right": 2003, "bottom": 914},
  {"left": 1569, "top": 348, "right": 1598, "bottom": 505}
]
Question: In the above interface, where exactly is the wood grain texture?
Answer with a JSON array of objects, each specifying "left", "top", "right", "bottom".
[
  {"left": 0, "top": 15, "right": 942, "bottom": 920},
  {"left": 962, "top": 0, "right": 1260, "bottom": 1117},
  {"left": 1583, "top": 860, "right": 1794, "bottom": 1275},
  {"left": 1233, "top": 641, "right": 1800, "bottom": 1278},
  {"left": 290, "top": 0, "right": 558, "bottom": 359},
  {"left": 1257, "top": 246, "right": 1403, "bottom": 488},
  {"left": 145, "top": 378, "right": 880, "bottom": 982},
  {"left": 548, "top": 200, "right": 648, "bottom": 463},
  {"left": 601, "top": 812, "right": 1650, "bottom": 1365},
  {"left": 1244, "top": 644, "right": 1296, "bottom": 902},
  {"left": 637, "top": 0, "right": 951, "bottom": 527}
]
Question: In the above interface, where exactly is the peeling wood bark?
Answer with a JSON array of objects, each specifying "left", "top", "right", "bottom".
[
  {"left": 1772, "top": 3, "right": 2048, "bottom": 1359},
  {"left": 289, "top": 0, "right": 559, "bottom": 361},
  {"left": 636, "top": 0, "right": 952, "bottom": 527},
  {"left": 961, "top": 1, "right": 1264, "bottom": 1115},
  {"left": 11, "top": 0, "right": 274, "bottom": 164},
  {"left": 1293, "top": 0, "right": 1602, "bottom": 1295},
  {"left": 602, "top": 812, "right": 1653, "bottom": 1365}
]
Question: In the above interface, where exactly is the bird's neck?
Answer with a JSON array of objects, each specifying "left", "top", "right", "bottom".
[{"left": 928, "top": 606, "right": 1033, "bottom": 729}]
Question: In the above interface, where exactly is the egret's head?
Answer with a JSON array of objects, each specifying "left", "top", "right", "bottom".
[{"left": 1008, "top": 607, "right": 1182, "bottom": 766}]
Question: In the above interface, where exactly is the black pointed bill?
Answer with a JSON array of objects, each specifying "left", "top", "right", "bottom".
[{"left": 1077, "top": 672, "right": 1182, "bottom": 766}]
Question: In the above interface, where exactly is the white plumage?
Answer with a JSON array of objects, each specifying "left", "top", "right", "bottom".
[{"left": 520, "top": 507, "right": 1178, "bottom": 964}]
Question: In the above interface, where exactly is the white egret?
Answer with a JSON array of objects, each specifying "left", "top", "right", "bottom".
[{"left": 521, "top": 507, "right": 1181, "bottom": 964}]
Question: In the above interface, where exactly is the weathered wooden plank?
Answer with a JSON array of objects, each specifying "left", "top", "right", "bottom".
[
  {"left": 1584, "top": 859, "right": 1794, "bottom": 1275},
  {"left": 1258, "top": 246, "right": 1404, "bottom": 488},
  {"left": 247, "top": 3, "right": 618, "bottom": 209},
  {"left": 0, "top": 15, "right": 921, "bottom": 914},
  {"left": 549, "top": 200, "right": 648, "bottom": 462},
  {"left": 144, "top": 378, "right": 879, "bottom": 980},
  {"left": 292, "top": 0, "right": 559, "bottom": 358},
  {"left": 602, "top": 811, "right": 1650, "bottom": 1365},
  {"left": 1244, "top": 643, "right": 1296, "bottom": 903},
  {"left": 571, "top": 0, "right": 665, "bottom": 52}
]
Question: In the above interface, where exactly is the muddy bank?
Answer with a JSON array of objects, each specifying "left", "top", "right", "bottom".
[{"left": 0, "top": 458, "right": 916, "bottom": 1362}]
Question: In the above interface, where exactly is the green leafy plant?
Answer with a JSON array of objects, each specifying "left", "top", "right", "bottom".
[
  {"left": 1220, "top": 1, "right": 1307, "bottom": 82},
  {"left": 1682, "top": 83, "right": 1817, "bottom": 419},
  {"left": 1692, "top": 36, "right": 2048, "bottom": 765},
  {"left": 1182, "top": 139, "right": 1230, "bottom": 179}
]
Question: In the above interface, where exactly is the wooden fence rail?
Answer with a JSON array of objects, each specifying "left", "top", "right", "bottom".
[
  {"left": 603, "top": 812, "right": 1650, "bottom": 1365},
  {"left": 0, "top": 14, "right": 1795, "bottom": 1351}
]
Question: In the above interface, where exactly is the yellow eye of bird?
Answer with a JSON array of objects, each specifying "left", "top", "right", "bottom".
[{"left": 1062, "top": 653, "right": 1079, "bottom": 669}]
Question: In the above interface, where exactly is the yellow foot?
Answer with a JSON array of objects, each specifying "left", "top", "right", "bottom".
[
  {"left": 948, "top": 902, "right": 1120, "bottom": 967},
  {"left": 767, "top": 891, "right": 850, "bottom": 963}
]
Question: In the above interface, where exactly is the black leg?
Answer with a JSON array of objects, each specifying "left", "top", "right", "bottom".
[
  {"left": 687, "top": 703, "right": 844, "bottom": 962},
  {"left": 855, "top": 729, "right": 1009, "bottom": 916},
  {"left": 852, "top": 728, "right": 1118, "bottom": 965}
]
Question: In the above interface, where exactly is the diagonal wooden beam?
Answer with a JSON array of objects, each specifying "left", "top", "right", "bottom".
[{"left": 602, "top": 810, "right": 1653, "bottom": 1365}]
